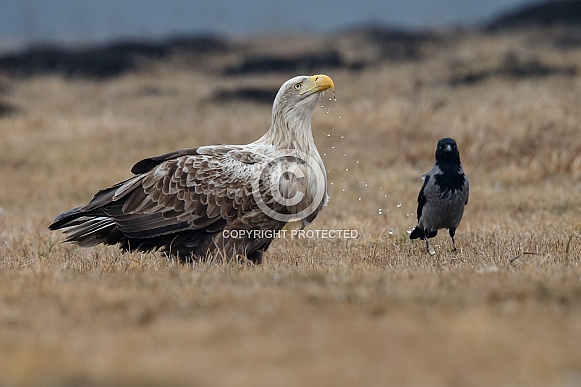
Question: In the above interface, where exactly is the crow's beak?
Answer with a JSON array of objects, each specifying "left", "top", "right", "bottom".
[{"left": 443, "top": 144, "right": 453, "bottom": 153}]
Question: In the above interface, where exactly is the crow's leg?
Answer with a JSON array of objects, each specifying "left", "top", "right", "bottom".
[
  {"left": 423, "top": 228, "right": 433, "bottom": 255},
  {"left": 449, "top": 227, "right": 457, "bottom": 252}
]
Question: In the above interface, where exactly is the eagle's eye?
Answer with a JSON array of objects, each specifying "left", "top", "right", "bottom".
[{"left": 293, "top": 82, "right": 302, "bottom": 90}]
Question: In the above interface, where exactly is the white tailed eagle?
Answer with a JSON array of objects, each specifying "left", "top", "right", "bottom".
[{"left": 49, "top": 74, "right": 335, "bottom": 263}]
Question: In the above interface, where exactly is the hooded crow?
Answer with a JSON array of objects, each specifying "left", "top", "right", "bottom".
[{"left": 409, "top": 138, "right": 469, "bottom": 254}]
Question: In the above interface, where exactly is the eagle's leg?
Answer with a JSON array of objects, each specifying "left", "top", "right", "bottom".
[
  {"left": 247, "top": 250, "right": 263, "bottom": 265},
  {"left": 247, "top": 239, "right": 274, "bottom": 265},
  {"left": 449, "top": 227, "right": 457, "bottom": 252}
]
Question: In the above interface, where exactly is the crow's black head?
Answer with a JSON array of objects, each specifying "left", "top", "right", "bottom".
[{"left": 435, "top": 137, "right": 460, "bottom": 163}]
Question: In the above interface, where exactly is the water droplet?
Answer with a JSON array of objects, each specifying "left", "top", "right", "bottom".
[
  {"left": 345, "top": 168, "right": 349, "bottom": 171},
  {"left": 338, "top": 115, "right": 342, "bottom": 119},
  {"left": 323, "top": 153, "right": 327, "bottom": 156},
  {"left": 358, "top": 197, "right": 362, "bottom": 201},
  {"left": 342, "top": 189, "right": 345, "bottom": 192},
  {"left": 396, "top": 203, "right": 402, "bottom": 208},
  {"left": 326, "top": 133, "right": 331, "bottom": 137},
  {"left": 343, "top": 153, "right": 347, "bottom": 157},
  {"left": 378, "top": 208, "right": 383, "bottom": 215},
  {"left": 388, "top": 229, "right": 394, "bottom": 235},
  {"left": 340, "top": 136, "right": 344, "bottom": 139},
  {"left": 364, "top": 184, "right": 368, "bottom": 187},
  {"left": 320, "top": 105, "right": 324, "bottom": 108},
  {"left": 406, "top": 229, "right": 412, "bottom": 234},
  {"left": 331, "top": 146, "right": 335, "bottom": 149},
  {"left": 384, "top": 194, "right": 387, "bottom": 198},
  {"left": 328, "top": 97, "right": 333, "bottom": 101},
  {"left": 330, "top": 182, "right": 334, "bottom": 185},
  {"left": 356, "top": 160, "right": 359, "bottom": 164}
]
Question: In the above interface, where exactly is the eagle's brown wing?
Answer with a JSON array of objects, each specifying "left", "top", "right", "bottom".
[{"left": 49, "top": 145, "right": 286, "bottom": 256}]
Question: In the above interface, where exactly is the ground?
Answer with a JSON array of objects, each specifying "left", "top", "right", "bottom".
[{"left": 1, "top": 27, "right": 581, "bottom": 386}]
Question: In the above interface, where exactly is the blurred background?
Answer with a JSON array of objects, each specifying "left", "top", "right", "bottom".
[
  {"left": 0, "top": 1, "right": 579, "bottom": 80},
  {"left": 0, "top": 0, "right": 562, "bottom": 47}
]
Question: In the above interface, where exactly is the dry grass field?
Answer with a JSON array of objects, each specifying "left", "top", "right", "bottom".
[{"left": 1, "top": 28, "right": 581, "bottom": 386}]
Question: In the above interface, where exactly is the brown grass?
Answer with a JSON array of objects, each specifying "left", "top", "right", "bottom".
[{"left": 1, "top": 29, "right": 581, "bottom": 386}]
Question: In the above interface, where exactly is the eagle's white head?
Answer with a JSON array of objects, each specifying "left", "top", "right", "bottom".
[{"left": 266, "top": 74, "right": 334, "bottom": 151}]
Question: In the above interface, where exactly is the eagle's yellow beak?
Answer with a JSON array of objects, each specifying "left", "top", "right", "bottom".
[{"left": 301, "top": 74, "right": 334, "bottom": 94}]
